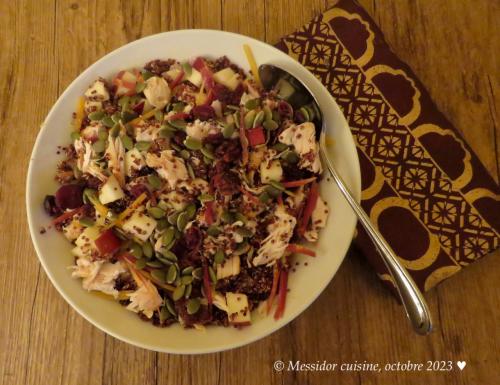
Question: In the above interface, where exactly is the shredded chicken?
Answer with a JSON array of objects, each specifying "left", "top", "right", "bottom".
[
  {"left": 145, "top": 150, "right": 189, "bottom": 189},
  {"left": 126, "top": 280, "right": 163, "bottom": 318},
  {"left": 84, "top": 79, "right": 110, "bottom": 101},
  {"left": 71, "top": 259, "right": 125, "bottom": 297},
  {"left": 304, "top": 196, "right": 329, "bottom": 242},
  {"left": 278, "top": 122, "right": 322, "bottom": 173},
  {"left": 185, "top": 119, "right": 221, "bottom": 141},
  {"left": 105, "top": 136, "right": 126, "bottom": 186}
]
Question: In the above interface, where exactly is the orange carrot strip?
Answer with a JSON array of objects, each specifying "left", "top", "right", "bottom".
[
  {"left": 297, "top": 181, "right": 319, "bottom": 237},
  {"left": 282, "top": 176, "right": 317, "bottom": 188},
  {"left": 267, "top": 264, "right": 280, "bottom": 314},
  {"left": 286, "top": 243, "right": 316, "bottom": 257}
]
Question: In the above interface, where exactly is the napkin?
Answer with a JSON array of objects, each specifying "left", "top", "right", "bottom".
[{"left": 275, "top": 0, "right": 500, "bottom": 292}]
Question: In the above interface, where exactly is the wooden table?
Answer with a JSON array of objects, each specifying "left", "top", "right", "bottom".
[{"left": 1, "top": 1, "right": 498, "bottom": 384}]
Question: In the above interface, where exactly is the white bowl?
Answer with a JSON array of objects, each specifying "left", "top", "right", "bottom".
[{"left": 26, "top": 30, "right": 361, "bottom": 354}]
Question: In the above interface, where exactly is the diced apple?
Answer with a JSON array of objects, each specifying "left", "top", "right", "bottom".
[
  {"left": 84, "top": 80, "right": 110, "bottom": 101},
  {"left": 121, "top": 210, "right": 157, "bottom": 242},
  {"left": 260, "top": 159, "right": 283, "bottom": 183},
  {"left": 165, "top": 67, "right": 183, "bottom": 82},
  {"left": 124, "top": 148, "right": 145, "bottom": 177},
  {"left": 226, "top": 292, "right": 251, "bottom": 325},
  {"left": 213, "top": 67, "right": 240, "bottom": 91},
  {"left": 216, "top": 256, "right": 241, "bottom": 280},
  {"left": 74, "top": 226, "right": 101, "bottom": 256},
  {"left": 99, "top": 175, "right": 125, "bottom": 204},
  {"left": 186, "top": 67, "right": 202, "bottom": 87}
]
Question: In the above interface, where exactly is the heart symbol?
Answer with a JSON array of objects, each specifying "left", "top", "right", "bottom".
[{"left": 457, "top": 361, "right": 466, "bottom": 370}]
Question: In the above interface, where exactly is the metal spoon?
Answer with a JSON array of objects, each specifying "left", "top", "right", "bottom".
[{"left": 259, "top": 64, "right": 433, "bottom": 335}]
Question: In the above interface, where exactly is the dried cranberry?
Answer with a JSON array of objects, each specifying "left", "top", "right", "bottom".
[
  {"left": 278, "top": 100, "right": 293, "bottom": 119},
  {"left": 172, "top": 131, "right": 187, "bottom": 146},
  {"left": 214, "top": 139, "right": 241, "bottom": 163},
  {"left": 55, "top": 184, "right": 84, "bottom": 210},
  {"left": 43, "top": 195, "right": 62, "bottom": 217},
  {"left": 203, "top": 133, "right": 224, "bottom": 146},
  {"left": 184, "top": 226, "right": 202, "bottom": 251},
  {"left": 191, "top": 105, "right": 215, "bottom": 121},
  {"left": 212, "top": 83, "right": 244, "bottom": 105}
]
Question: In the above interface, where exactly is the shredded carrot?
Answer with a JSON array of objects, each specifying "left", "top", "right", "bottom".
[
  {"left": 129, "top": 108, "right": 158, "bottom": 126},
  {"left": 52, "top": 206, "right": 85, "bottom": 225},
  {"left": 243, "top": 44, "right": 262, "bottom": 88},
  {"left": 267, "top": 264, "right": 280, "bottom": 314},
  {"left": 274, "top": 268, "right": 288, "bottom": 320},
  {"left": 73, "top": 97, "right": 85, "bottom": 131},
  {"left": 239, "top": 106, "right": 249, "bottom": 166},
  {"left": 286, "top": 243, "right": 316, "bottom": 257},
  {"left": 282, "top": 176, "right": 317, "bottom": 188},
  {"left": 297, "top": 181, "right": 319, "bottom": 237},
  {"left": 111, "top": 192, "right": 148, "bottom": 227}
]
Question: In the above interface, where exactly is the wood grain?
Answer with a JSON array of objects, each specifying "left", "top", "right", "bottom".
[{"left": 0, "top": 1, "right": 498, "bottom": 384}]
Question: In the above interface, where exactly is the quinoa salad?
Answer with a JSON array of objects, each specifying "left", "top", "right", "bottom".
[{"left": 43, "top": 48, "right": 329, "bottom": 328}]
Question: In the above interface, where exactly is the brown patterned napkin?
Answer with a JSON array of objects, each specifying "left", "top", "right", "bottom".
[{"left": 275, "top": 0, "right": 500, "bottom": 292}]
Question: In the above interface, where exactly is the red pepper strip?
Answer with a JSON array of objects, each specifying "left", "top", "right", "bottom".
[
  {"left": 297, "top": 181, "right": 319, "bottom": 237},
  {"left": 192, "top": 57, "right": 215, "bottom": 90},
  {"left": 239, "top": 106, "right": 249, "bottom": 166},
  {"left": 274, "top": 268, "right": 289, "bottom": 320},
  {"left": 267, "top": 264, "right": 280, "bottom": 314},
  {"left": 246, "top": 126, "right": 266, "bottom": 147},
  {"left": 169, "top": 69, "right": 185, "bottom": 89},
  {"left": 203, "top": 89, "right": 215, "bottom": 106},
  {"left": 202, "top": 262, "right": 213, "bottom": 305},
  {"left": 286, "top": 243, "right": 316, "bottom": 257},
  {"left": 52, "top": 206, "right": 86, "bottom": 225},
  {"left": 205, "top": 201, "right": 215, "bottom": 225},
  {"left": 282, "top": 176, "right": 317, "bottom": 188},
  {"left": 167, "top": 112, "right": 190, "bottom": 121}
]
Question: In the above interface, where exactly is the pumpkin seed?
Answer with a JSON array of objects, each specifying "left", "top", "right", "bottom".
[
  {"left": 156, "top": 255, "right": 173, "bottom": 265},
  {"left": 185, "top": 203, "right": 197, "bottom": 220},
  {"left": 130, "top": 242, "right": 143, "bottom": 258},
  {"left": 146, "top": 260, "right": 164, "bottom": 268},
  {"left": 269, "top": 180, "right": 285, "bottom": 191},
  {"left": 244, "top": 110, "right": 256, "bottom": 128},
  {"left": 198, "top": 193, "right": 214, "bottom": 203},
  {"left": 192, "top": 267, "right": 203, "bottom": 280},
  {"left": 244, "top": 98, "right": 260, "bottom": 110},
  {"left": 70, "top": 131, "right": 81, "bottom": 141},
  {"left": 168, "top": 119, "right": 187, "bottom": 130},
  {"left": 172, "top": 102, "right": 186, "bottom": 112},
  {"left": 165, "top": 298, "right": 177, "bottom": 316},
  {"left": 200, "top": 146, "right": 214, "bottom": 159},
  {"left": 221, "top": 210, "right": 234, "bottom": 224},
  {"left": 233, "top": 112, "right": 240, "bottom": 128},
  {"left": 265, "top": 185, "right": 281, "bottom": 198},
  {"left": 263, "top": 105, "right": 273, "bottom": 121},
  {"left": 102, "top": 116, "right": 115, "bottom": 128},
  {"left": 263, "top": 120, "right": 279, "bottom": 131},
  {"left": 184, "top": 283, "right": 192, "bottom": 299},
  {"left": 88, "top": 111, "right": 105, "bottom": 121},
  {"left": 170, "top": 143, "right": 182, "bottom": 152},
  {"left": 282, "top": 150, "right": 299, "bottom": 164},
  {"left": 298, "top": 106, "right": 310, "bottom": 122},
  {"left": 92, "top": 139, "right": 106, "bottom": 153},
  {"left": 111, "top": 112, "right": 121, "bottom": 123},
  {"left": 151, "top": 269, "right": 166, "bottom": 283},
  {"left": 253, "top": 110, "right": 265, "bottom": 128},
  {"left": 226, "top": 104, "right": 239, "bottom": 111},
  {"left": 167, "top": 211, "right": 180, "bottom": 225},
  {"left": 97, "top": 126, "right": 108, "bottom": 140},
  {"left": 184, "top": 136, "right": 202, "bottom": 150},
  {"left": 142, "top": 242, "right": 153, "bottom": 259},
  {"left": 181, "top": 275, "right": 193, "bottom": 285},
  {"left": 120, "top": 135, "right": 133, "bottom": 150},
  {"left": 135, "top": 82, "right": 146, "bottom": 93},
  {"left": 162, "top": 227, "right": 176, "bottom": 246},
  {"left": 110, "top": 123, "right": 121, "bottom": 137},
  {"left": 172, "top": 284, "right": 186, "bottom": 301},
  {"left": 203, "top": 155, "right": 212, "bottom": 165},
  {"left": 187, "top": 163, "right": 195, "bottom": 179},
  {"left": 166, "top": 264, "right": 178, "bottom": 284},
  {"left": 147, "top": 174, "right": 162, "bottom": 189},
  {"left": 234, "top": 241, "right": 250, "bottom": 256},
  {"left": 141, "top": 70, "right": 154, "bottom": 81},
  {"left": 155, "top": 110, "right": 164, "bottom": 122},
  {"left": 135, "top": 141, "right": 152, "bottom": 151},
  {"left": 208, "top": 266, "right": 217, "bottom": 284},
  {"left": 135, "top": 258, "right": 147, "bottom": 270},
  {"left": 236, "top": 227, "right": 253, "bottom": 238},
  {"left": 148, "top": 207, "right": 165, "bottom": 219},
  {"left": 235, "top": 212, "right": 248, "bottom": 224},
  {"left": 179, "top": 149, "right": 190, "bottom": 159},
  {"left": 186, "top": 298, "right": 200, "bottom": 315},
  {"left": 272, "top": 110, "right": 280, "bottom": 122},
  {"left": 156, "top": 218, "right": 168, "bottom": 231},
  {"left": 176, "top": 211, "right": 189, "bottom": 231},
  {"left": 159, "top": 127, "right": 175, "bottom": 138},
  {"left": 207, "top": 225, "right": 221, "bottom": 237},
  {"left": 222, "top": 122, "right": 235, "bottom": 138},
  {"left": 214, "top": 249, "right": 225, "bottom": 264},
  {"left": 159, "top": 306, "right": 170, "bottom": 323},
  {"left": 259, "top": 191, "right": 271, "bottom": 203},
  {"left": 182, "top": 266, "right": 194, "bottom": 276},
  {"left": 118, "top": 96, "right": 130, "bottom": 110},
  {"left": 78, "top": 217, "right": 94, "bottom": 227},
  {"left": 121, "top": 110, "right": 137, "bottom": 123},
  {"left": 272, "top": 142, "right": 288, "bottom": 152},
  {"left": 161, "top": 249, "right": 178, "bottom": 263}
]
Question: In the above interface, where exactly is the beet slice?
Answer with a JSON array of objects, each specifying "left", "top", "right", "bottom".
[{"left": 55, "top": 184, "right": 84, "bottom": 210}]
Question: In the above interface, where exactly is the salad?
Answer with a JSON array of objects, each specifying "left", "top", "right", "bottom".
[{"left": 43, "top": 48, "right": 329, "bottom": 328}]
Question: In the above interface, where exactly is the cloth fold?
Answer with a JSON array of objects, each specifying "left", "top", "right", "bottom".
[{"left": 275, "top": 0, "right": 500, "bottom": 292}]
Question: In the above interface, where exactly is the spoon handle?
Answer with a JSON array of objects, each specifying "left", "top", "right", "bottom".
[{"left": 320, "top": 144, "right": 433, "bottom": 335}]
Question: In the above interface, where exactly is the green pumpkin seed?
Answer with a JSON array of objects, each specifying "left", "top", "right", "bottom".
[
  {"left": 182, "top": 266, "right": 194, "bottom": 276},
  {"left": 159, "top": 306, "right": 170, "bottom": 323},
  {"left": 176, "top": 211, "right": 189, "bottom": 231},
  {"left": 147, "top": 174, "right": 162, "bottom": 190},
  {"left": 236, "top": 227, "right": 253, "bottom": 238},
  {"left": 156, "top": 218, "right": 168, "bottom": 231},
  {"left": 88, "top": 111, "right": 105, "bottom": 121},
  {"left": 141, "top": 70, "right": 154, "bottom": 81},
  {"left": 253, "top": 110, "right": 265, "bottom": 128},
  {"left": 142, "top": 242, "right": 153, "bottom": 259},
  {"left": 272, "top": 142, "right": 288, "bottom": 152},
  {"left": 135, "top": 141, "right": 152, "bottom": 151},
  {"left": 263, "top": 106, "right": 273, "bottom": 121},
  {"left": 187, "top": 163, "right": 195, "bottom": 179},
  {"left": 298, "top": 106, "right": 310, "bottom": 122},
  {"left": 203, "top": 155, "right": 212, "bottom": 165},
  {"left": 77, "top": 217, "right": 94, "bottom": 227},
  {"left": 109, "top": 123, "right": 121, "bottom": 137},
  {"left": 259, "top": 191, "right": 271, "bottom": 203},
  {"left": 70, "top": 131, "right": 81, "bottom": 141},
  {"left": 162, "top": 226, "right": 176, "bottom": 246},
  {"left": 226, "top": 104, "right": 239, "bottom": 111},
  {"left": 222, "top": 122, "right": 235, "bottom": 138},
  {"left": 167, "top": 211, "right": 180, "bottom": 225},
  {"left": 263, "top": 120, "right": 279, "bottom": 131},
  {"left": 207, "top": 225, "right": 221, "bottom": 237},
  {"left": 135, "top": 82, "right": 146, "bottom": 93},
  {"left": 168, "top": 119, "right": 187, "bottom": 130},
  {"left": 135, "top": 258, "right": 147, "bottom": 270},
  {"left": 156, "top": 255, "right": 173, "bottom": 265},
  {"left": 118, "top": 95, "right": 130, "bottom": 110},
  {"left": 244, "top": 98, "right": 260, "bottom": 110},
  {"left": 147, "top": 206, "right": 165, "bottom": 219},
  {"left": 234, "top": 212, "right": 248, "bottom": 224},
  {"left": 185, "top": 203, "right": 197, "bottom": 220},
  {"left": 208, "top": 266, "right": 217, "bottom": 284},
  {"left": 178, "top": 149, "right": 189, "bottom": 160},
  {"left": 282, "top": 150, "right": 299, "bottom": 164},
  {"left": 102, "top": 116, "right": 115, "bottom": 128},
  {"left": 172, "top": 284, "right": 186, "bottom": 301},
  {"left": 97, "top": 126, "right": 108, "bottom": 141},
  {"left": 159, "top": 127, "right": 175, "bottom": 138},
  {"left": 120, "top": 135, "right": 133, "bottom": 150},
  {"left": 233, "top": 112, "right": 240, "bottom": 128},
  {"left": 92, "top": 139, "right": 106, "bottom": 153},
  {"left": 186, "top": 298, "right": 200, "bottom": 315},
  {"left": 221, "top": 210, "right": 234, "bottom": 224},
  {"left": 146, "top": 260, "right": 164, "bottom": 268},
  {"left": 121, "top": 110, "right": 137, "bottom": 123},
  {"left": 184, "top": 136, "right": 202, "bottom": 150},
  {"left": 192, "top": 267, "right": 203, "bottom": 280},
  {"left": 265, "top": 185, "right": 281, "bottom": 198},
  {"left": 198, "top": 193, "right": 214, "bottom": 203},
  {"left": 181, "top": 275, "right": 194, "bottom": 285},
  {"left": 161, "top": 249, "right": 178, "bottom": 263},
  {"left": 200, "top": 146, "right": 214, "bottom": 159},
  {"left": 269, "top": 180, "right": 285, "bottom": 191},
  {"left": 244, "top": 110, "right": 256, "bottom": 129},
  {"left": 155, "top": 110, "right": 164, "bottom": 122},
  {"left": 214, "top": 249, "right": 225, "bottom": 264},
  {"left": 165, "top": 298, "right": 176, "bottom": 316},
  {"left": 172, "top": 102, "right": 186, "bottom": 112},
  {"left": 151, "top": 269, "right": 166, "bottom": 283},
  {"left": 166, "top": 264, "right": 178, "bottom": 284},
  {"left": 234, "top": 241, "right": 250, "bottom": 256},
  {"left": 184, "top": 283, "right": 192, "bottom": 299},
  {"left": 111, "top": 112, "right": 121, "bottom": 123},
  {"left": 130, "top": 242, "right": 143, "bottom": 258},
  {"left": 272, "top": 110, "right": 280, "bottom": 122}
]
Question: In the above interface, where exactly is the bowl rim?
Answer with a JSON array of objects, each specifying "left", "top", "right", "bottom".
[{"left": 26, "top": 28, "right": 361, "bottom": 354}]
